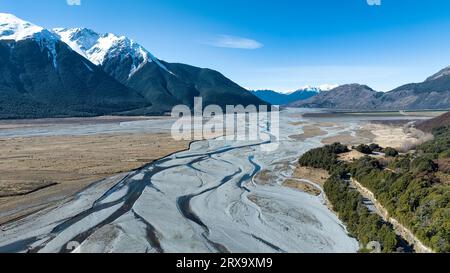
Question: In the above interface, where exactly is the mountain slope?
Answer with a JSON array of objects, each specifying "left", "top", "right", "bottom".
[
  {"left": 132, "top": 61, "right": 266, "bottom": 113},
  {"left": 426, "top": 66, "right": 450, "bottom": 82},
  {"left": 252, "top": 89, "right": 319, "bottom": 105},
  {"left": 383, "top": 70, "right": 450, "bottom": 110},
  {"left": 0, "top": 13, "right": 147, "bottom": 119},
  {"left": 416, "top": 112, "right": 450, "bottom": 133},
  {"left": 53, "top": 28, "right": 174, "bottom": 83},
  {"left": 290, "top": 68, "right": 450, "bottom": 110},
  {"left": 55, "top": 28, "right": 265, "bottom": 114},
  {"left": 289, "top": 84, "right": 382, "bottom": 109}
]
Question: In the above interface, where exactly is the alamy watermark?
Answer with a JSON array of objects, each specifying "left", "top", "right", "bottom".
[
  {"left": 170, "top": 97, "right": 280, "bottom": 152},
  {"left": 66, "top": 0, "right": 81, "bottom": 6},
  {"left": 367, "top": 0, "right": 381, "bottom": 6}
]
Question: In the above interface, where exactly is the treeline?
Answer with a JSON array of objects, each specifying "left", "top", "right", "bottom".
[
  {"left": 350, "top": 127, "right": 450, "bottom": 253},
  {"left": 298, "top": 143, "right": 349, "bottom": 174},
  {"left": 298, "top": 143, "right": 399, "bottom": 252},
  {"left": 324, "top": 175, "right": 398, "bottom": 252},
  {"left": 0, "top": 93, "right": 105, "bottom": 119},
  {"left": 0, "top": 89, "right": 149, "bottom": 119},
  {"left": 299, "top": 126, "right": 450, "bottom": 252},
  {"left": 0, "top": 96, "right": 145, "bottom": 119},
  {"left": 353, "top": 143, "right": 398, "bottom": 157}
]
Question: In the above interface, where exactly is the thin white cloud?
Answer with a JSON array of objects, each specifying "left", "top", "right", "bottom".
[
  {"left": 206, "top": 35, "right": 263, "bottom": 49},
  {"left": 66, "top": 0, "right": 81, "bottom": 6}
]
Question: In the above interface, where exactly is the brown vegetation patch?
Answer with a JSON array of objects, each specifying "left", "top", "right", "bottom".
[
  {"left": 0, "top": 116, "right": 162, "bottom": 130},
  {"left": 254, "top": 162, "right": 291, "bottom": 185},
  {"left": 436, "top": 172, "right": 450, "bottom": 185},
  {"left": 282, "top": 179, "right": 321, "bottom": 196},
  {"left": 322, "top": 133, "right": 362, "bottom": 146},
  {"left": 254, "top": 170, "right": 276, "bottom": 185},
  {"left": 289, "top": 125, "right": 327, "bottom": 141},
  {"left": 292, "top": 166, "right": 329, "bottom": 187},
  {"left": 437, "top": 158, "right": 450, "bottom": 174},
  {"left": 288, "top": 121, "right": 307, "bottom": 126},
  {"left": 314, "top": 122, "right": 338, "bottom": 128},
  {"left": 338, "top": 150, "right": 366, "bottom": 162},
  {"left": 0, "top": 132, "right": 189, "bottom": 224},
  {"left": 0, "top": 181, "right": 58, "bottom": 198},
  {"left": 355, "top": 128, "right": 376, "bottom": 141}
]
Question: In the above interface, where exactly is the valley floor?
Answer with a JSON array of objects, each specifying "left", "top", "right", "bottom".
[
  {"left": 0, "top": 116, "right": 189, "bottom": 224},
  {"left": 0, "top": 109, "right": 440, "bottom": 253}
]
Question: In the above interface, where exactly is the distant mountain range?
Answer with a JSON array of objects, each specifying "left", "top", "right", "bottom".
[
  {"left": 252, "top": 89, "right": 318, "bottom": 105},
  {"left": 3, "top": 13, "right": 450, "bottom": 118},
  {"left": 289, "top": 67, "right": 450, "bottom": 110},
  {"left": 251, "top": 85, "right": 337, "bottom": 105},
  {"left": 0, "top": 13, "right": 264, "bottom": 119}
]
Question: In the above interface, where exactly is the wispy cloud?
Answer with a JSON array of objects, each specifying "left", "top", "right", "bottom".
[
  {"left": 206, "top": 35, "right": 263, "bottom": 49},
  {"left": 66, "top": 0, "right": 81, "bottom": 6}
]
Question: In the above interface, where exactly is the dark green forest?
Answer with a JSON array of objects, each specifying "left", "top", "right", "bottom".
[
  {"left": 350, "top": 127, "right": 450, "bottom": 252},
  {"left": 299, "top": 143, "right": 399, "bottom": 252},
  {"left": 298, "top": 126, "right": 450, "bottom": 252}
]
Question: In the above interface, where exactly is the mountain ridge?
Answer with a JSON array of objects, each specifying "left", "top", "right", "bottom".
[
  {"left": 0, "top": 13, "right": 148, "bottom": 119},
  {"left": 0, "top": 13, "right": 264, "bottom": 118},
  {"left": 53, "top": 26, "right": 265, "bottom": 114},
  {"left": 290, "top": 71, "right": 450, "bottom": 110},
  {"left": 416, "top": 112, "right": 450, "bottom": 133},
  {"left": 252, "top": 89, "right": 319, "bottom": 105}
]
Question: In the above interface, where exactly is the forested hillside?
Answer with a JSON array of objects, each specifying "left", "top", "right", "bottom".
[
  {"left": 299, "top": 143, "right": 399, "bottom": 252},
  {"left": 298, "top": 126, "right": 450, "bottom": 252}
]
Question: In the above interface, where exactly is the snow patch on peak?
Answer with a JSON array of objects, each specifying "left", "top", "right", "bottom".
[
  {"left": 292, "top": 84, "right": 339, "bottom": 93},
  {"left": 0, "top": 13, "right": 45, "bottom": 41},
  {"left": 317, "top": 84, "right": 339, "bottom": 91},
  {"left": 53, "top": 27, "right": 174, "bottom": 78},
  {"left": 0, "top": 13, "right": 59, "bottom": 68},
  {"left": 53, "top": 27, "right": 100, "bottom": 57}
]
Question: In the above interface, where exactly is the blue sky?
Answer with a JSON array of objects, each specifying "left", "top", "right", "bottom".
[{"left": 2, "top": 0, "right": 450, "bottom": 92}]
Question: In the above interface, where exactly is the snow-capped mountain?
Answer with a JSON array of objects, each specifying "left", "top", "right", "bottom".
[
  {"left": 294, "top": 84, "right": 339, "bottom": 93},
  {"left": 0, "top": 13, "right": 52, "bottom": 41},
  {"left": 0, "top": 13, "right": 60, "bottom": 67},
  {"left": 252, "top": 84, "right": 339, "bottom": 105},
  {"left": 252, "top": 89, "right": 317, "bottom": 105},
  {"left": 53, "top": 28, "right": 173, "bottom": 81},
  {"left": 0, "top": 13, "right": 264, "bottom": 118},
  {"left": 52, "top": 27, "right": 264, "bottom": 114},
  {"left": 0, "top": 13, "right": 146, "bottom": 119}
]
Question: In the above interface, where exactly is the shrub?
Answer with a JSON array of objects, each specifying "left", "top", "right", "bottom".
[
  {"left": 355, "top": 144, "right": 373, "bottom": 154},
  {"left": 326, "top": 142, "right": 350, "bottom": 154},
  {"left": 410, "top": 157, "right": 438, "bottom": 174},
  {"left": 369, "top": 143, "right": 383, "bottom": 153},
  {"left": 298, "top": 143, "right": 348, "bottom": 171},
  {"left": 384, "top": 147, "right": 399, "bottom": 157}
]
